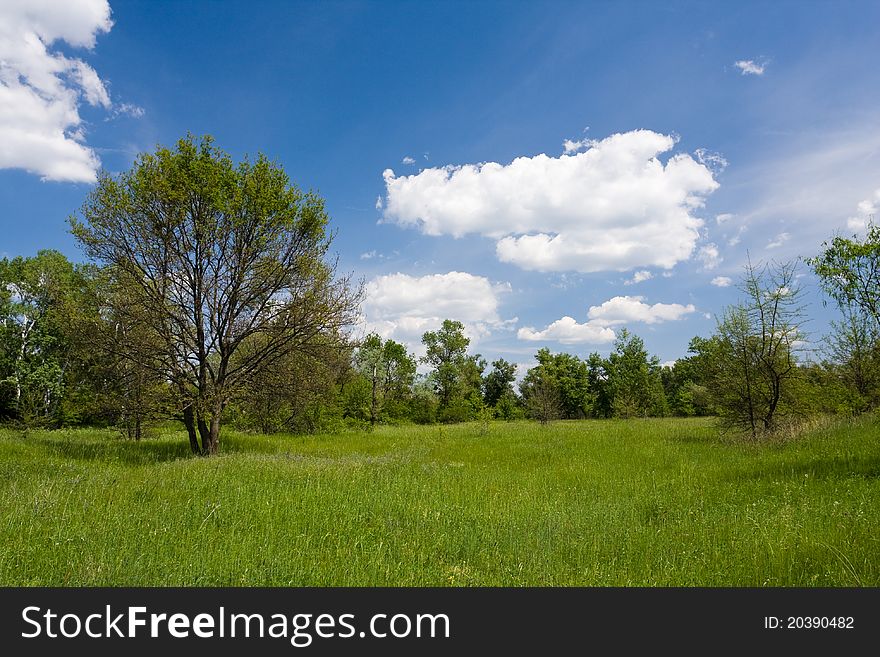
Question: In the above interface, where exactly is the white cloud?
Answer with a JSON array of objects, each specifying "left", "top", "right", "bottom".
[
  {"left": 0, "top": 0, "right": 115, "bottom": 182},
  {"left": 711, "top": 276, "right": 733, "bottom": 287},
  {"left": 360, "top": 250, "right": 377, "bottom": 260},
  {"left": 697, "top": 243, "right": 722, "bottom": 270},
  {"left": 846, "top": 188, "right": 880, "bottom": 233},
  {"left": 518, "top": 295, "right": 695, "bottom": 344},
  {"left": 735, "top": 59, "right": 766, "bottom": 76},
  {"left": 375, "top": 195, "right": 383, "bottom": 210},
  {"left": 766, "top": 232, "right": 790, "bottom": 249},
  {"left": 518, "top": 316, "right": 615, "bottom": 345},
  {"left": 586, "top": 295, "right": 696, "bottom": 327},
  {"left": 402, "top": 156, "right": 416, "bottom": 165},
  {"left": 715, "top": 213, "right": 735, "bottom": 225},
  {"left": 624, "top": 270, "right": 653, "bottom": 285},
  {"left": 362, "top": 271, "right": 512, "bottom": 348},
  {"left": 380, "top": 129, "right": 720, "bottom": 273}
]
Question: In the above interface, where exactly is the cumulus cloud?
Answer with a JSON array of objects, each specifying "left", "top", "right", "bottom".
[
  {"left": 518, "top": 317, "right": 615, "bottom": 345},
  {"left": 846, "top": 188, "right": 880, "bottom": 233},
  {"left": 711, "top": 276, "right": 733, "bottom": 287},
  {"left": 624, "top": 270, "right": 653, "bottom": 285},
  {"left": 361, "top": 271, "right": 513, "bottom": 348},
  {"left": 734, "top": 59, "right": 766, "bottom": 75},
  {"left": 380, "top": 130, "right": 720, "bottom": 273},
  {"left": 586, "top": 295, "right": 696, "bottom": 327},
  {"left": 518, "top": 295, "right": 695, "bottom": 345},
  {"left": 766, "top": 232, "right": 790, "bottom": 249},
  {"left": 402, "top": 156, "right": 416, "bottom": 165},
  {"left": 0, "top": 0, "right": 118, "bottom": 182}
]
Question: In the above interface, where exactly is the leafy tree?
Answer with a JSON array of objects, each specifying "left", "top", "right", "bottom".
[
  {"left": 659, "top": 338, "right": 717, "bottom": 417},
  {"left": 484, "top": 358, "right": 517, "bottom": 408},
  {"left": 351, "top": 333, "right": 417, "bottom": 425},
  {"left": 520, "top": 348, "right": 591, "bottom": 419},
  {"left": 606, "top": 329, "right": 665, "bottom": 418},
  {"left": 379, "top": 338, "right": 417, "bottom": 420},
  {"left": 586, "top": 352, "right": 613, "bottom": 418},
  {"left": 0, "top": 250, "right": 95, "bottom": 426},
  {"left": 236, "top": 332, "right": 351, "bottom": 434},
  {"left": 70, "top": 135, "right": 361, "bottom": 454},
  {"left": 421, "top": 319, "right": 484, "bottom": 421},
  {"left": 422, "top": 319, "right": 470, "bottom": 408},
  {"left": 807, "top": 222, "right": 880, "bottom": 329}
]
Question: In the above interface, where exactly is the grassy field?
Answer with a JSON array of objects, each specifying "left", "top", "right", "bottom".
[{"left": 0, "top": 416, "right": 878, "bottom": 586}]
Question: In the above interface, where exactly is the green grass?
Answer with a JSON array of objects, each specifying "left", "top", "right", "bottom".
[{"left": 1, "top": 416, "right": 878, "bottom": 586}]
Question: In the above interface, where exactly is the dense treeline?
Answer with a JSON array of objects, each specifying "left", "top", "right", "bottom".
[
  {"left": 2, "top": 244, "right": 878, "bottom": 439},
  {"left": 2, "top": 137, "right": 879, "bottom": 448}
]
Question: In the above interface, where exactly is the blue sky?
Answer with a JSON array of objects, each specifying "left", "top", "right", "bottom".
[{"left": 2, "top": 0, "right": 880, "bottom": 372}]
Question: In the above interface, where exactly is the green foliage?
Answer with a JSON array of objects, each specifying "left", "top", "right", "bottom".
[
  {"left": 807, "top": 222, "right": 880, "bottom": 328},
  {"left": 521, "top": 348, "right": 590, "bottom": 420},
  {"left": 484, "top": 358, "right": 517, "bottom": 407},
  {"left": 421, "top": 320, "right": 484, "bottom": 422},
  {"left": 0, "top": 250, "right": 97, "bottom": 427},
  {"left": 606, "top": 329, "right": 666, "bottom": 418}
]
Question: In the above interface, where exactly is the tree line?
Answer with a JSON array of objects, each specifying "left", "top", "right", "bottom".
[{"left": 2, "top": 135, "right": 878, "bottom": 452}]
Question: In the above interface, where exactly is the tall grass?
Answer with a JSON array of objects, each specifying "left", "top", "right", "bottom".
[{"left": 0, "top": 416, "right": 877, "bottom": 586}]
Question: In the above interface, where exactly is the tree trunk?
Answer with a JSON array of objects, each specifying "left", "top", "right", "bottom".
[
  {"left": 206, "top": 413, "right": 221, "bottom": 455},
  {"left": 182, "top": 405, "right": 201, "bottom": 454},
  {"left": 197, "top": 414, "right": 211, "bottom": 454}
]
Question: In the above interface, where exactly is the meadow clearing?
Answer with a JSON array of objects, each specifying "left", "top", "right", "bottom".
[{"left": 0, "top": 416, "right": 877, "bottom": 586}]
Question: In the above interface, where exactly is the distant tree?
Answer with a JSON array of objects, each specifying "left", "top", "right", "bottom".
[
  {"left": 0, "top": 250, "right": 94, "bottom": 426},
  {"left": 606, "top": 329, "right": 665, "bottom": 418},
  {"left": 708, "top": 259, "right": 807, "bottom": 437},
  {"left": 521, "top": 370, "right": 562, "bottom": 425},
  {"left": 586, "top": 352, "right": 613, "bottom": 418},
  {"left": 821, "top": 308, "right": 880, "bottom": 413},
  {"left": 351, "top": 333, "right": 417, "bottom": 425},
  {"left": 521, "top": 349, "right": 591, "bottom": 419},
  {"left": 422, "top": 319, "right": 470, "bottom": 409},
  {"left": 380, "top": 338, "right": 417, "bottom": 418},
  {"left": 71, "top": 135, "right": 361, "bottom": 454},
  {"left": 421, "top": 319, "right": 484, "bottom": 421},
  {"left": 660, "top": 338, "right": 717, "bottom": 417},
  {"left": 484, "top": 358, "right": 517, "bottom": 408}
]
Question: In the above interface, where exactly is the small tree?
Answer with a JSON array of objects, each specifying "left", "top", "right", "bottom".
[
  {"left": 709, "top": 259, "right": 807, "bottom": 437},
  {"left": 522, "top": 371, "right": 562, "bottom": 425}
]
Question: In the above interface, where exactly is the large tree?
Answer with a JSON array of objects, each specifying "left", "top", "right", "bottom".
[{"left": 70, "top": 135, "right": 360, "bottom": 454}]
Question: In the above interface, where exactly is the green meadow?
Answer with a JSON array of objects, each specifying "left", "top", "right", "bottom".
[{"left": 1, "top": 417, "right": 877, "bottom": 586}]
